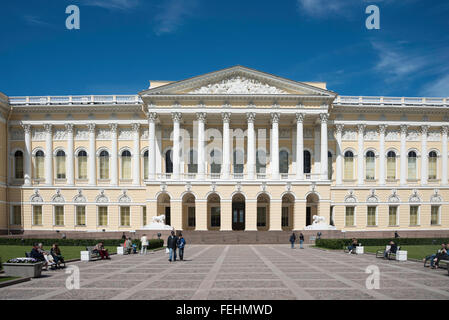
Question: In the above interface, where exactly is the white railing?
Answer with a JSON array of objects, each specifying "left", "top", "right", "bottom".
[
  {"left": 149, "top": 172, "right": 328, "bottom": 181},
  {"left": 335, "top": 96, "right": 448, "bottom": 106},
  {"left": 9, "top": 95, "right": 142, "bottom": 106}
]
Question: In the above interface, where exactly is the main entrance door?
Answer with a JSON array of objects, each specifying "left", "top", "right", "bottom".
[{"left": 232, "top": 202, "right": 245, "bottom": 230}]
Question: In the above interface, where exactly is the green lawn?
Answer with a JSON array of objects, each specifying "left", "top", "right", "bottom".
[
  {"left": 0, "top": 276, "right": 19, "bottom": 283},
  {"left": 0, "top": 245, "right": 117, "bottom": 263},
  {"left": 364, "top": 245, "right": 441, "bottom": 260}
]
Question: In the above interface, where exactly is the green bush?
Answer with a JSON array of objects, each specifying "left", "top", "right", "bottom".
[
  {"left": 0, "top": 238, "right": 164, "bottom": 249},
  {"left": 316, "top": 238, "right": 449, "bottom": 249}
]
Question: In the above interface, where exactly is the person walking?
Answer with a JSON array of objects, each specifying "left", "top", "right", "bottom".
[
  {"left": 140, "top": 234, "right": 148, "bottom": 255},
  {"left": 299, "top": 233, "right": 305, "bottom": 249},
  {"left": 177, "top": 234, "right": 186, "bottom": 261},
  {"left": 289, "top": 232, "right": 296, "bottom": 249},
  {"left": 167, "top": 231, "right": 178, "bottom": 262}
]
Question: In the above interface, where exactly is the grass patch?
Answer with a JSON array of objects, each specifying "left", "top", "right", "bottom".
[
  {"left": 0, "top": 276, "right": 20, "bottom": 283},
  {"left": 0, "top": 245, "right": 117, "bottom": 263},
  {"left": 364, "top": 245, "right": 441, "bottom": 260}
]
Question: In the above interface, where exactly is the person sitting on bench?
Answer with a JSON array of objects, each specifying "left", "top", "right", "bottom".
[
  {"left": 347, "top": 238, "right": 358, "bottom": 254},
  {"left": 424, "top": 243, "right": 446, "bottom": 268},
  {"left": 433, "top": 245, "right": 449, "bottom": 269},
  {"left": 30, "top": 243, "right": 48, "bottom": 270},
  {"left": 94, "top": 242, "right": 110, "bottom": 260},
  {"left": 384, "top": 241, "right": 398, "bottom": 259},
  {"left": 50, "top": 243, "right": 65, "bottom": 268}
]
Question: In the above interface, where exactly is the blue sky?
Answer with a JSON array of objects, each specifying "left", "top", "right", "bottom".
[{"left": 0, "top": 0, "right": 448, "bottom": 97}]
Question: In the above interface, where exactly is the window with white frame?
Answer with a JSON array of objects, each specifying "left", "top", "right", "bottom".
[
  {"left": 99, "top": 150, "right": 109, "bottom": 179},
  {"left": 121, "top": 150, "right": 132, "bottom": 180},
  {"left": 344, "top": 151, "right": 354, "bottom": 180},
  {"left": 431, "top": 206, "right": 440, "bottom": 225},
  {"left": 76, "top": 206, "right": 86, "bottom": 226},
  {"left": 34, "top": 150, "right": 45, "bottom": 179},
  {"left": 256, "top": 149, "right": 267, "bottom": 174},
  {"left": 365, "top": 151, "right": 375, "bottom": 180},
  {"left": 279, "top": 150, "right": 289, "bottom": 174},
  {"left": 33, "top": 205, "right": 42, "bottom": 225},
  {"left": 54, "top": 205, "right": 64, "bottom": 226},
  {"left": 143, "top": 150, "right": 149, "bottom": 179},
  {"left": 120, "top": 206, "right": 130, "bottom": 226},
  {"left": 345, "top": 206, "right": 355, "bottom": 227},
  {"left": 142, "top": 206, "right": 147, "bottom": 226},
  {"left": 56, "top": 150, "right": 66, "bottom": 179},
  {"left": 429, "top": 151, "right": 437, "bottom": 180},
  {"left": 98, "top": 206, "right": 108, "bottom": 226},
  {"left": 14, "top": 150, "right": 24, "bottom": 179},
  {"left": 387, "top": 151, "right": 396, "bottom": 180},
  {"left": 367, "top": 206, "right": 377, "bottom": 226},
  {"left": 410, "top": 205, "right": 419, "bottom": 225},
  {"left": 389, "top": 206, "right": 398, "bottom": 226},
  {"left": 11, "top": 205, "right": 21, "bottom": 225},
  {"left": 77, "top": 150, "right": 88, "bottom": 179},
  {"left": 408, "top": 151, "right": 417, "bottom": 180}
]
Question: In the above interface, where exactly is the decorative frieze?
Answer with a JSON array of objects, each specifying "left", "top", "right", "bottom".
[
  {"left": 342, "top": 129, "right": 356, "bottom": 141},
  {"left": 118, "top": 129, "right": 133, "bottom": 140},
  {"left": 364, "top": 129, "right": 379, "bottom": 141},
  {"left": 53, "top": 129, "right": 67, "bottom": 140},
  {"left": 10, "top": 129, "right": 24, "bottom": 141},
  {"left": 407, "top": 129, "right": 420, "bottom": 141},
  {"left": 385, "top": 130, "right": 400, "bottom": 141},
  {"left": 97, "top": 128, "right": 111, "bottom": 140},
  {"left": 75, "top": 129, "right": 89, "bottom": 140},
  {"left": 32, "top": 128, "right": 46, "bottom": 141}
]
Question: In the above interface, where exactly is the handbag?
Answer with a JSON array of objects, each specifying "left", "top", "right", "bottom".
[{"left": 165, "top": 247, "right": 170, "bottom": 254}]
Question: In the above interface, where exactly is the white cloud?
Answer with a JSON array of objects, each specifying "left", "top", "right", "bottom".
[
  {"left": 296, "top": 0, "right": 356, "bottom": 18},
  {"left": 23, "top": 15, "right": 51, "bottom": 26},
  {"left": 422, "top": 74, "right": 449, "bottom": 97},
  {"left": 153, "top": 0, "right": 198, "bottom": 35},
  {"left": 82, "top": 0, "right": 140, "bottom": 10}
]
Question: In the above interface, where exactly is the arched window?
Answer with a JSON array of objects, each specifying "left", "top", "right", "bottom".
[
  {"left": 34, "top": 150, "right": 45, "bottom": 179},
  {"left": 365, "top": 151, "right": 375, "bottom": 180},
  {"left": 210, "top": 149, "right": 221, "bottom": 174},
  {"left": 328, "top": 151, "right": 333, "bottom": 180},
  {"left": 165, "top": 150, "right": 173, "bottom": 174},
  {"left": 56, "top": 150, "right": 66, "bottom": 179},
  {"left": 143, "top": 150, "right": 149, "bottom": 179},
  {"left": 408, "top": 151, "right": 417, "bottom": 180},
  {"left": 256, "top": 150, "right": 267, "bottom": 174},
  {"left": 344, "top": 151, "right": 354, "bottom": 180},
  {"left": 387, "top": 151, "right": 396, "bottom": 180},
  {"left": 99, "top": 150, "right": 109, "bottom": 179},
  {"left": 429, "top": 151, "right": 437, "bottom": 180},
  {"left": 233, "top": 149, "right": 244, "bottom": 174},
  {"left": 304, "top": 150, "right": 311, "bottom": 174},
  {"left": 14, "top": 150, "right": 24, "bottom": 179},
  {"left": 77, "top": 150, "right": 87, "bottom": 179},
  {"left": 121, "top": 150, "right": 132, "bottom": 179},
  {"left": 188, "top": 150, "right": 197, "bottom": 173},
  {"left": 279, "top": 150, "right": 289, "bottom": 174}
]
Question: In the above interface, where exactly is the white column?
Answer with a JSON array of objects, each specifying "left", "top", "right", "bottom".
[
  {"left": 442, "top": 126, "right": 448, "bottom": 185},
  {"left": 66, "top": 123, "right": 74, "bottom": 186},
  {"left": 296, "top": 113, "right": 304, "bottom": 180},
  {"left": 247, "top": 112, "right": 256, "bottom": 180},
  {"left": 400, "top": 125, "right": 408, "bottom": 185},
  {"left": 171, "top": 113, "right": 182, "bottom": 180},
  {"left": 88, "top": 124, "right": 96, "bottom": 185},
  {"left": 197, "top": 112, "right": 207, "bottom": 180},
  {"left": 335, "top": 124, "right": 344, "bottom": 185},
  {"left": 320, "top": 114, "right": 329, "bottom": 180},
  {"left": 357, "top": 124, "right": 365, "bottom": 185},
  {"left": 222, "top": 113, "right": 231, "bottom": 179},
  {"left": 132, "top": 123, "right": 141, "bottom": 185},
  {"left": 378, "top": 124, "right": 387, "bottom": 185},
  {"left": 148, "top": 113, "right": 158, "bottom": 180},
  {"left": 44, "top": 124, "right": 53, "bottom": 185},
  {"left": 22, "top": 124, "right": 32, "bottom": 186},
  {"left": 421, "top": 125, "right": 429, "bottom": 185},
  {"left": 271, "top": 113, "right": 280, "bottom": 180},
  {"left": 110, "top": 123, "right": 118, "bottom": 185}
]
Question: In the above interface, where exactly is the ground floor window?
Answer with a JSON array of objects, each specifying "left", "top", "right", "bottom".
[
  {"left": 257, "top": 207, "right": 266, "bottom": 227},
  {"left": 431, "top": 206, "right": 440, "bottom": 225},
  {"left": 188, "top": 207, "right": 195, "bottom": 227},
  {"left": 345, "top": 207, "right": 355, "bottom": 227},
  {"left": 330, "top": 206, "right": 334, "bottom": 226},
  {"left": 11, "top": 206, "right": 21, "bottom": 225},
  {"left": 120, "top": 206, "right": 130, "bottom": 226},
  {"left": 142, "top": 206, "right": 147, "bottom": 226},
  {"left": 389, "top": 206, "right": 398, "bottom": 226},
  {"left": 367, "top": 206, "right": 377, "bottom": 226},
  {"left": 76, "top": 206, "right": 86, "bottom": 226},
  {"left": 33, "top": 205, "right": 42, "bottom": 225},
  {"left": 410, "top": 206, "right": 419, "bottom": 226},
  {"left": 281, "top": 206, "right": 289, "bottom": 227},
  {"left": 210, "top": 207, "right": 220, "bottom": 227},
  {"left": 98, "top": 206, "right": 108, "bottom": 226},
  {"left": 54, "top": 206, "right": 64, "bottom": 226}
]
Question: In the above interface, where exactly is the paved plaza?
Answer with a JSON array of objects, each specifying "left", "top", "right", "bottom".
[{"left": 1, "top": 245, "right": 449, "bottom": 300}]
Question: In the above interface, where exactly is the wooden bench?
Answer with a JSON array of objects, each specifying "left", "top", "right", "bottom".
[
  {"left": 376, "top": 245, "right": 401, "bottom": 260},
  {"left": 81, "top": 246, "right": 102, "bottom": 261},
  {"left": 438, "top": 260, "right": 449, "bottom": 275}
]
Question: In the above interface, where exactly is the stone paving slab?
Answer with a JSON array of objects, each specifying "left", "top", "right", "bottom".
[{"left": 1, "top": 244, "right": 449, "bottom": 300}]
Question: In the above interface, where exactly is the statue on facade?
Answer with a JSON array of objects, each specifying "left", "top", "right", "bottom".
[{"left": 304, "top": 215, "right": 336, "bottom": 230}]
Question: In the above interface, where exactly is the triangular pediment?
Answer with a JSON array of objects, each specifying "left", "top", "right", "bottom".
[{"left": 139, "top": 66, "right": 337, "bottom": 98}]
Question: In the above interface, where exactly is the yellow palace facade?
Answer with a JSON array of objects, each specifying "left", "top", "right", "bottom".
[{"left": 1, "top": 66, "right": 449, "bottom": 235}]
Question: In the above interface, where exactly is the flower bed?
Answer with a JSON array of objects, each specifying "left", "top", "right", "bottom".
[{"left": 3, "top": 258, "right": 44, "bottom": 278}]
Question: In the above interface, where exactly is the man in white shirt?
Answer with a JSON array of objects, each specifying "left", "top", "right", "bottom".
[{"left": 140, "top": 234, "right": 148, "bottom": 255}]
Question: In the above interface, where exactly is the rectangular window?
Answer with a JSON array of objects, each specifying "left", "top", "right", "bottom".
[
  {"left": 365, "top": 157, "right": 375, "bottom": 180},
  {"left": 431, "top": 206, "right": 440, "bottom": 225},
  {"left": 76, "top": 206, "right": 86, "bottom": 226},
  {"left": 122, "top": 156, "right": 131, "bottom": 180},
  {"left": 33, "top": 206, "right": 42, "bottom": 225},
  {"left": 35, "top": 157, "right": 45, "bottom": 179},
  {"left": 344, "top": 158, "right": 353, "bottom": 180},
  {"left": 78, "top": 156, "right": 87, "bottom": 179},
  {"left": 120, "top": 206, "right": 130, "bottom": 226},
  {"left": 98, "top": 206, "right": 108, "bottom": 226},
  {"left": 408, "top": 157, "right": 417, "bottom": 180},
  {"left": 56, "top": 157, "right": 66, "bottom": 179},
  {"left": 142, "top": 206, "right": 147, "bottom": 226},
  {"left": 367, "top": 206, "right": 377, "bottom": 226},
  {"left": 188, "top": 207, "right": 195, "bottom": 227},
  {"left": 410, "top": 206, "right": 419, "bottom": 225},
  {"left": 389, "top": 206, "right": 398, "bottom": 226},
  {"left": 11, "top": 206, "right": 21, "bottom": 225},
  {"left": 387, "top": 156, "right": 396, "bottom": 180},
  {"left": 282, "top": 206, "right": 289, "bottom": 227},
  {"left": 429, "top": 157, "right": 437, "bottom": 180},
  {"left": 345, "top": 207, "right": 355, "bottom": 227},
  {"left": 54, "top": 206, "right": 64, "bottom": 226},
  {"left": 257, "top": 206, "right": 266, "bottom": 227},
  {"left": 210, "top": 207, "right": 220, "bottom": 227}
]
